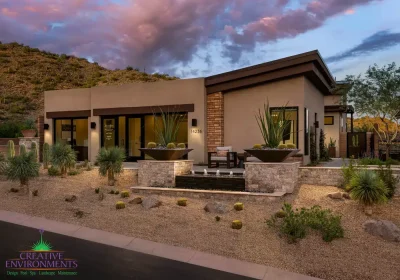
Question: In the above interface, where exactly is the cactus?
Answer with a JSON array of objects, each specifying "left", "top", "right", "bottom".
[
  {"left": 19, "top": 144, "right": 26, "bottom": 155},
  {"left": 120, "top": 190, "right": 130, "bottom": 198},
  {"left": 234, "top": 202, "right": 244, "bottom": 211},
  {"left": 109, "top": 190, "right": 115, "bottom": 194},
  {"left": 177, "top": 198, "right": 187, "bottom": 206},
  {"left": 166, "top": 143, "right": 176, "bottom": 149},
  {"left": 177, "top": 143, "right": 186, "bottom": 149},
  {"left": 275, "top": 210, "right": 286, "bottom": 218},
  {"left": 31, "top": 142, "right": 38, "bottom": 162},
  {"left": 115, "top": 190, "right": 120, "bottom": 195},
  {"left": 147, "top": 142, "right": 157, "bottom": 148},
  {"left": 95, "top": 188, "right": 100, "bottom": 194},
  {"left": 253, "top": 144, "right": 262, "bottom": 149},
  {"left": 286, "top": 143, "right": 296, "bottom": 149},
  {"left": 231, "top": 220, "right": 243, "bottom": 229},
  {"left": 7, "top": 140, "right": 15, "bottom": 158},
  {"left": 277, "top": 144, "right": 287, "bottom": 149},
  {"left": 116, "top": 201, "right": 125, "bottom": 209},
  {"left": 43, "top": 143, "right": 50, "bottom": 169},
  {"left": 352, "top": 135, "right": 359, "bottom": 147}
]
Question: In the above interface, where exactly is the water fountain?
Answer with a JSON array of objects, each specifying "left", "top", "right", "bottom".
[
  {"left": 243, "top": 171, "right": 246, "bottom": 176},
  {"left": 229, "top": 171, "right": 233, "bottom": 177},
  {"left": 203, "top": 169, "right": 208, "bottom": 176},
  {"left": 191, "top": 170, "right": 195, "bottom": 175},
  {"left": 216, "top": 170, "right": 220, "bottom": 176}
]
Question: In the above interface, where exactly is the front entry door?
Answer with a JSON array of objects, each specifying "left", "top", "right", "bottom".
[{"left": 126, "top": 117, "right": 144, "bottom": 161}]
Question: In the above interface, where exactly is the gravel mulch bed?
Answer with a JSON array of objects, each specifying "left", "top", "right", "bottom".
[{"left": 0, "top": 169, "right": 399, "bottom": 280}]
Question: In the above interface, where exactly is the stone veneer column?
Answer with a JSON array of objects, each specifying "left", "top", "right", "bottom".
[
  {"left": 245, "top": 162, "right": 300, "bottom": 194},
  {"left": 138, "top": 160, "right": 193, "bottom": 187},
  {"left": 207, "top": 92, "right": 224, "bottom": 152}
]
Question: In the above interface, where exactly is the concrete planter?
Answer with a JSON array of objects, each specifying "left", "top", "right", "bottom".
[
  {"left": 244, "top": 149, "right": 299, "bottom": 162},
  {"left": 139, "top": 148, "right": 193, "bottom": 160}
]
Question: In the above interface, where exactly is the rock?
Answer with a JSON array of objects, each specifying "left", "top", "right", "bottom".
[
  {"left": 365, "top": 208, "right": 373, "bottom": 216},
  {"left": 65, "top": 195, "right": 77, "bottom": 202},
  {"left": 328, "top": 192, "right": 343, "bottom": 199},
  {"left": 129, "top": 197, "right": 143, "bottom": 204},
  {"left": 32, "top": 190, "right": 38, "bottom": 197},
  {"left": 342, "top": 192, "right": 351, "bottom": 199},
  {"left": 363, "top": 219, "right": 400, "bottom": 242},
  {"left": 142, "top": 196, "right": 161, "bottom": 209},
  {"left": 10, "top": 188, "right": 19, "bottom": 193},
  {"left": 74, "top": 210, "right": 84, "bottom": 218},
  {"left": 98, "top": 193, "right": 104, "bottom": 201},
  {"left": 204, "top": 202, "right": 230, "bottom": 214}
]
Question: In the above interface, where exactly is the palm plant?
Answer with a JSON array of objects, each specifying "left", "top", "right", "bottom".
[
  {"left": 154, "top": 109, "right": 185, "bottom": 147},
  {"left": 348, "top": 170, "right": 388, "bottom": 213},
  {"left": 6, "top": 152, "right": 39, "bottom": 195},
  {"left": 96, "top": 147, "right": 126, "bottom": 186},
  {"left": 51, "top": 143, "right": 76, "bottom": 178},
  {"left": 255, "top": 100, "right": 291, "bottom": 148}
]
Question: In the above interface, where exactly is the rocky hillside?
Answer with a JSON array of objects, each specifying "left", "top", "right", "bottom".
[{"left": 0, "top": 42, "right": 177, "bottom": 121}]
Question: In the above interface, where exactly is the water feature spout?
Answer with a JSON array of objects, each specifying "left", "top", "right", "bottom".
[
  {"left": 204, "top": 169, "right": 208, "bottom": 176},
  {"left": 216, "top": 170, "right": 220, "bottom": 176},
  {"left": 229, "top": 171, "right": 233, "bottom": 177},
  {"left": 191, "top": 170, "right": 195, "bottom": 175},
  {"left": 243, "top": 171, "right": 246, "bottom": 176}
]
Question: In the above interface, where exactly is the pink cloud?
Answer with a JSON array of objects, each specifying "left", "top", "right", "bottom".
[{"left": 345, "top": 8, "right": 356, "bottom": 15}]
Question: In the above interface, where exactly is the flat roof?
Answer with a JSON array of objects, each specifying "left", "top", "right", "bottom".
[{"left": 205, "top": 50, "right": 336, "bottom": 95}]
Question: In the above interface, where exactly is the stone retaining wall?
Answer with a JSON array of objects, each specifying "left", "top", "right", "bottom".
[{"left": 138, "top": 160, "right": 193, "bottom": 187}]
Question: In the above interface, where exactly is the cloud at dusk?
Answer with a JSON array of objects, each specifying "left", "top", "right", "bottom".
[{"left": 0, "top": 0, "right": 394, "bottom": 76}]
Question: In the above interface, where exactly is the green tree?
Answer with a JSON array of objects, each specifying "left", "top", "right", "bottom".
[
  {"left": 51, "top": 143, "right": 76, "bottom": 178},
  {"left": 96, "top": 147, "right": 126, "bottom": 186},
  {"left": 343, "top": 63, "right": 400, "bottom": 159}
]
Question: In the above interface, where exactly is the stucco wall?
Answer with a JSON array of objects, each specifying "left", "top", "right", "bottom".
[
  {"left": 224, "top": 77, "right": 305, "bottom": 156},
  {"left": 324, "top": 112, "right": 346, "bottom": 157},
  {"left": 324, "top": 95, "right": 341, "bottom": 106}
]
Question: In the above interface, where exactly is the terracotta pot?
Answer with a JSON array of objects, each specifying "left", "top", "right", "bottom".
[
  {"left": 244, "top": 149, "right": 300, "bottom": 162},
  {"left": 21, "top": 129, "right": 36, "bottom": 138},
  {"left": 328, "top": 147, "right": 336, "bottom": 158},
  {"left": 139, "top": 148, "right": 193, "bottom": 160}
]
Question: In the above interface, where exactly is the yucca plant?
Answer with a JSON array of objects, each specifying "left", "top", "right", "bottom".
[
  {"left": 154, "top": 109, "right": 185, "bottom": 147},
  {"left": 96, "top": 147, "right": 126, "bottom": 186},
  {"left": 51, "top": 143, "right": 77, "bottom": 178},
  {"left": 255, "top": 100, "right": 291, "bottom": 148},
  {"left": 348, "top": 170, "right": 388, "bottom": 213}
]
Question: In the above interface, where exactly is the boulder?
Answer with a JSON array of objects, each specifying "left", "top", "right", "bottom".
[
  {"left": 363, "top": 219, "right": 400, "bottom": 242},
  {"left": 204, "top": 202, "right": 230, "bottom": 214},
  {"left": 129, "top": 197, "right": 143, "bottom": 204},
  {"left": 142, "top": 197, "right": 161, "bottom": 209},
  {"left": 65, "top": 195, "right": 77, "bottom": 202},
  {"left": 342, "top": 192, "right": 351, "bottom": 199},
  {"left": 328, "top": 192, "right": 343, "bottom": 199}
]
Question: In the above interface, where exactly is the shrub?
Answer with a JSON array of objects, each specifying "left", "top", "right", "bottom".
[
  {"left": 31, "top": 142, "right": 38, "bottom": 162},
  {"left": 177, "top": 198, "right": 187, "bottom": 206},
  {"left": 231, "top": 220, "right": 243, "bottom": 229},
  {"left": 95, "top": 188, "right": 100, "bottom": 194},
  {"left": 0, "top": 120, "right": 23, "bottom": 138},
  {"left": 177, "top": 143, "right": 186, "bottom": 149},
  {"left": 348, "top": 170, "right": 388, "bottom": 209},
  {"left": 359, "top": 157, "right": 383, "bottom": 165},
  {"left": 166, "top": 143, "right": 176, "bottom": 149},
  {"left": 96, "top": 147, "right": 126, "bottom": 186},
  {"left": 234, "top": 202, "right": 244, "bottom": 211},
  {"left": 7, "top": 140, "right": 15, "bottom": 159},
  {"left": 43, "top": 143, "right": 50, "bottom": 169},
  {"left": 275, "top": 209, "right": 286, "bottom": 218},
  {"left": 126, "top": 66, "right": 133, "bottom": 71},
  {"left": 19, "top": 144, "right": 27, "bottom": 155},
  {"left": 253, "top": 144, "right": 262, "bottom": 149},
  {"left": 154, "top": 110, "right": 185, "bottom": 146},
  {"left": 120, "top": 190, "right": 130, "bottom": 198},
  {"left": 6, "top": 152, "right": 40, "bottom": 187},
  {"left": 109, "top": 190, "right": 115, "bottom": 194},
  {"left": 67, "top": 169, "right": 80, "bottom": 176},
  {"left": 116, "top": 201, "right": 125, "bottom": 209},
  {"left": 51, "top": 143, "right": 76, "bottom": 178},
  {"left": 48, "top": 166, "right": 61, "bottom": 176},
  {"left": 376, "top": 164, "right": 399, "bottom": 199},
  {"left": 147, "top": 142, "right": 157, "bottom": 148},
  {"left": 278, "top": 144, "right": 287, "bottom": 149},
  {"left": 319, "top": 129, "right": 330, "bottom": 161},
  {"left": 286, "top": 143, "right": 296, "bottom": 149},
  {"left": 341, "top": 157, "right": 356, "bottom": 188}
]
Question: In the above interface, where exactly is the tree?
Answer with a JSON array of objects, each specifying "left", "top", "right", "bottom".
[
  {"left": 51, "top": 143, "right": 77, "bottom": 178},
  {"left": 96, "top": 147, "right": 126, "bottom": 186},
  {"left": 343, "top": 63, "right": 400, "bottom": 159},
  {"left": 319, "top": 129, "right": 329, "bottom": 161}
]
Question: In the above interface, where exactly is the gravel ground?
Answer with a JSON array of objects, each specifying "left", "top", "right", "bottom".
[{"left": 0, "top": 169, "right": 399, "bottom": 280}]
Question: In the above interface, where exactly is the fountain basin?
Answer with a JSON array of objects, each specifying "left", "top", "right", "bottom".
[{"left": 175, "top": 173, "right": 245, "bottom": 191}]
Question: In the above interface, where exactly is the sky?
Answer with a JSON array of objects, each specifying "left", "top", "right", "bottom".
[{"left": 0, "top": 0, "right": 399, "bottom": 80}]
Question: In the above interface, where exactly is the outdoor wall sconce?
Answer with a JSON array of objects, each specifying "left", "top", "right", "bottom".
[
  {"left": 44, "top": 124, "right": 49, "bottom": 130},
  {"left": 191, "top": 119, "right": 198, "bottom": 127},
  {"left": 90, "top": 122, "right": 96, "bottom": 129},
  {"left": 314, "top": 121, "right": 319, "bottom": 128}
]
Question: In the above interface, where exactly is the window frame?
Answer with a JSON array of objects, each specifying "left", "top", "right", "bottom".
[
  {"left": 269, "top": 106, "right": 299, "bottom": 148},
  {"left": 324, "top": 116, "right": 334, "bottom": 126}
]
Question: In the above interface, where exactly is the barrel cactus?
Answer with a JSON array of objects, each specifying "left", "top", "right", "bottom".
[
  {"left": 177, "top": 198, "right": 187, "bottom": 206},
  {"left": 234, "top": 202, "right": 244, "bottom": 211},
  {"left": 43, "top": 143, "right": 50, "bottom": 169},
  {"left": 253, "top": 144, "right": 262, "bottom": 150},
  {"left": 286, "top": 143, "right": 296, "bottom": 149},
  {"left": 232, "top": 220, "right": 243, "bottom": 229},
  {"left": 120, "top": 190, "right": 130, "bottom": 198},
  {"left": 147, "top": 142, "right": 157, "bottom": 148},
  {"left": 277, "top": 144, "right": 287, "bottom": 149},
  {"left": 7, "top": 140, "right": 15, "bottom": 158},
  {"left": 166, "top": 143, "right": 176, "bottom": 149},
  {"left": 19, "top": 144, "right": 26, "bottom": 155},
  {"left": 31, "top": 142, "right": 38, "bottom": 162},
  {"left": 275, "top": 209, "right": 286, "bottom": 218},
  {"left": 177, "top": 143, "right": 186, "bottom": 149},
  {"left": 116, "top": 201, "right": 125, "bottom": 209}
]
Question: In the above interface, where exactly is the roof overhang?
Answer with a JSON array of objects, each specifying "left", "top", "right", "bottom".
[
  {"left": 205, "top": 50, "right": 335, "bottom": 95},
  {"left": 324, "top": 105, "right": 354, "bottom": 114}
]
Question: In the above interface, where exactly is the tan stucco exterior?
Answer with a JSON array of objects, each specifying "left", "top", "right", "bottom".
[{"left": 324, "top": 112, "right": 347, "bottom": 157}]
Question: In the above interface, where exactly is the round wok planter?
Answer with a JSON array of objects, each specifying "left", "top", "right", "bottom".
[
  {"left": 139, "top": 148, "right": 193, "bottom": 161},
  {"left": 244, "top": 149, "right": 300, "bottom": 162}
]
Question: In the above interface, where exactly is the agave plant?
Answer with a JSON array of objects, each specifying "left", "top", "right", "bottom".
[
  {"left": 96, "top": 147, "right": 126, "bottom": 186},
  {"left": 51, "top": 143, "right": 77, "bottom": 178},
  {"left": 154, "top": 109, "right": 185, "bottom": 147},
  {"left": 255, "top": 100, "right": 291, "bottom": 148}
]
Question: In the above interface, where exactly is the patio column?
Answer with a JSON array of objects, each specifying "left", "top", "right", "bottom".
[{"left": 207, "top": 92, "right": 224, "bottom": 152}]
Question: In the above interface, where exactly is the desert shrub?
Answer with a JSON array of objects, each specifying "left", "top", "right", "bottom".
[
  {"left": 286, "top": 143, "right": 296, "bottom": 149},
  {"left": 234, "top": 202, "right": 244, "bottom": 211},
  {"left": 348, "top": 170, "right": 388, "bottom": 207},
  {"left": 359, "top": 157, "right": 383, "bottom": 165},
  {"left": 147, "top": 142, "right": 157, "bottom": 148},
  {"left": 67, "top": 169, "right": 80, "bottom": 176},
  {"left": 267, "top": 203, "right": 344, "bottom": 243},
  {"left": 319, "top": 129, "right": 330, "bottom": 161},
  {"left": 95, "top": 188, "right": 100, "bottom": 194},
  {"left": 166, "top": 143, "right": 176, "bottom": 149},
  {"left": 177, "top": 143, "right": 186, "bottom": 149},
  {"left": 341, "top": 157, "right": 356, "bottom": 188},
  {"left": 253, "top": 144, "right": 262, "bottom": 149},
  {"left": 386, "top": 158, "right": 400, "bottom": 165},
  {"left": 278, "top": 144, "right": 287, "bottom": 149},
  {"left": 51, "top": 143, "right": 77, "bottom": 178},
  {"left": 126, "top": 66, "right": 133, "bottom": 71},
  {"left": 0, "top": 120, "right": 23, "bottom": 138},
  {"left": 43, "top": 143, "right": 50, "bottom": 169},
  {"left": 96, "top": 147, "right": 126, "bottom": 186},
  {"left": 48, "top": 166, "right": 61, "bottom": 176},
  {"left": 116, "top": 201, "right": 125, "bottom": 209},
  {"left": 376, "top": 164, "right": 399, "bottom": 199},
  {"left": 120, "top": 190, "right": 130, "bottom": 198},
  {"left": 177, "top": 198, "right": 187, "bottom": 206},
  {"left": 231, "top": 220, "right": 243, "bottom": 229},
  {"left": 6, "top": 152, "right": 40, "bottom": 187}
]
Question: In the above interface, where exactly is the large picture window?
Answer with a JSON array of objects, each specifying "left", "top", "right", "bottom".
[
  {"left": 54, "top": 118, "right": 88, "bottom": 161},
  {"left": 270, "top": 107, "right": 298, "bottom": 148}
]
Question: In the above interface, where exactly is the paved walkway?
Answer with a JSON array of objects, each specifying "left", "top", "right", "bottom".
[{"left": 0, "top": 210, "right": 321, "bottom": 280}]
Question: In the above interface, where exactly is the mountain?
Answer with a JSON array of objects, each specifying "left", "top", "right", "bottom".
[{"left": 0, "top": 42, "right": 177, "bottom": 122}]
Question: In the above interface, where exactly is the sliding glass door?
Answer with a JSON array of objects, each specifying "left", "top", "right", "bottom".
[{"left": 54, "top": 118, "right": 88, "bottom": 161}]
